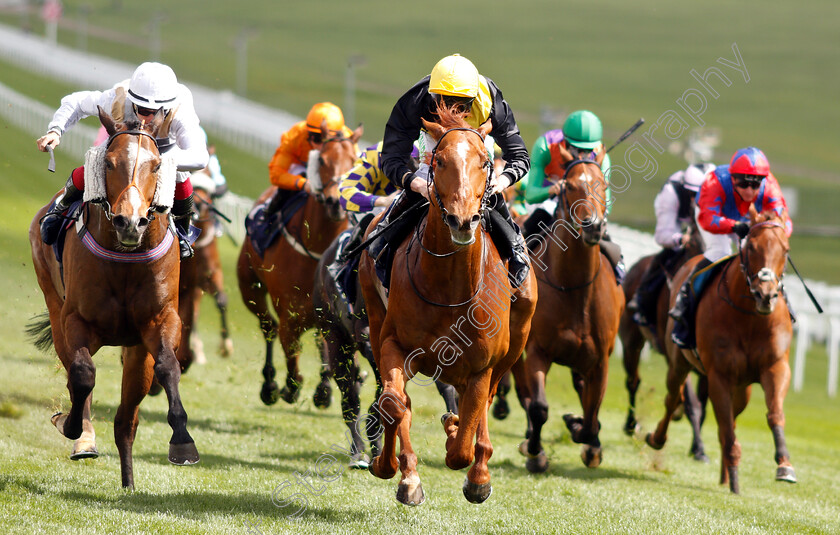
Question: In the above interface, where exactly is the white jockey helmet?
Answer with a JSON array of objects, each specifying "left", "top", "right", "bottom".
[
  {"left": 682, "top": 163, "right": 715, "bottom": 192},
  {"left": 128, "top": 62, "right": 179, "bottom": 110}
]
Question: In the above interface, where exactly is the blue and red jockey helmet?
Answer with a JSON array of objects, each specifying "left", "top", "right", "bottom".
[{"left": 729, "top": 147, "right": 770, "bottom": 177}]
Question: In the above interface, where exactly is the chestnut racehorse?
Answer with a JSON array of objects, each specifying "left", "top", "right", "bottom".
[
  {"left": 646, "top": 206, "right": 796, "bottom": 493},
  {"left": 359, "top": 105, "right": 537, "bottom": 505},
  {"left": 177, "top": 182, "right": 233, "bottom": 369},
  {"left": 238, "top": 122, "right": 362, "bottom": 405},
  {"left": 619, "top": 214, "right": 709, "bottom": 461},
  {"left": 28, "top": 108, "right": 198, "bottom": 489},
  {"left": 521, "top": 144, "right": 624, "bottom": 473}
]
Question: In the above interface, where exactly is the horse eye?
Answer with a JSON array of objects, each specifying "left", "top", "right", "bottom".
[
  {"left": 153, "top": 163, "right": 161, "bottom": 173},
  {"left": 105, "top": 159, "right": 115, "bottom": 170}
]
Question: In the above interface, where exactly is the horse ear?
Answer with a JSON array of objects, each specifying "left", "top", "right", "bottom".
[
  {"left": 557, "top": 141, "right": 574, "bottom": 163},
  {"left": 748, "top": 203, "right": 759, "bottom": 224},
  {"left": 478, "top": 119, "right": 492, "bottom": 138},
  {"left": 422, "top": 118, "right": 445, "bottom": 141},
  {"left": 351, "top": 123, "right": 364, "bottom": 143},
  {"left": 594, "top": 147, "right": 606, "bottom": 166},
  {"left": 320, "top": 119, "right": 330, "bottom": 140},
  {"left": 98, "top": 106, "right": 117, "bottom": 136}
]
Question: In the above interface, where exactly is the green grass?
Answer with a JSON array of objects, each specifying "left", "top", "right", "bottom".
[{"left": 1, "top": 116, "right": 840, "bottom": 533}]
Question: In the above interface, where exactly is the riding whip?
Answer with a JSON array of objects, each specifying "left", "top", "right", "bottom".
[{"left": 606, "top": 118, "right": 645, "bottom": 154}]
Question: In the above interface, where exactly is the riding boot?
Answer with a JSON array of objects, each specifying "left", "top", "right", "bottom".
[
  {"left": 631, "top": 248, "right": 677, "bottom": 326},
  {"left": 367, "top": 190, "right": 417, "bottom": 264},
  {"left": 172, "top": 194, "right": 195, "bottom": 259},
  {"left": 670, "top": 257, "right": 713, "bottom": 348},
  {"left": 599, "top": 230, "right": 625, "bottom": 285},
  {"left": 487, "top": 195, "right": 530, "bottom": 288},
  {"left": 522, "top": 208, "right": 552, "bottom": 251},
  {"left": 41, "top": 173, "right": 83, "bottom": 245},
  {"left": 266, "top": 188, "right": 293, "bottom": 217}
]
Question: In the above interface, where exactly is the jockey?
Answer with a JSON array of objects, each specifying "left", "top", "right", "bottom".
[
  {"left": 266, "top": 102, "right": 357, "bottom": 216},
  {"left": 628, "top": 162, "right": 715, "bottom": 327},
  {"left": 670, "top": 147, "right": 793, "bottom": 347},
  {"left": 36, "top": 62, "right": 208, "bottom": 259},
  {"left": 374, "top": 53, "right": 532, "bottom": 287},
  {"left": 521, "top": 110, "right": 624, "bottom": 282}
]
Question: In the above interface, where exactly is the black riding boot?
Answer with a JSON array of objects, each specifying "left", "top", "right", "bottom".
[
  {"left": 366, "top": 191, "right": 419, "bottom": 264},
  {"left": 630, "top": 248, "right": 678, "bottom": 326},
  {"left": 41, "top": 174, "right": 84, "bottom": 245},
  {"left": 522, "top": 208, "right": 552, "bottom": 251},
  {"left": 670, "top": 257, "right": 713, "bottom": 348},
  {"left": 487, "top": 195, "right": 530, "bottom": 288},
  {"left": 266, "top": 188, "right": 293, "bottom": 217},
  {"left": 172, "top": 194, "right": 195, "bottom": 259}
]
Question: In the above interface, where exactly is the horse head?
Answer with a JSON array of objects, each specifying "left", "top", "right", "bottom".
[
  {"left": 552, "top": 143, "right": 608, "bottom": 245},
  {"left": 311, "top": 120, "right": 363, "bottom": 222},
  {"left": 97, "top": 106, "right": 168, "bottom": 249},
  {"left": 741, "top": 205, "right": 789, "bottom": 314},
  {"left": 422, "top": 104, "right": 493, "bottom": 246}
]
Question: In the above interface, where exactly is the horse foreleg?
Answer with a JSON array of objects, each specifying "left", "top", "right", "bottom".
[
  {"left": 445, "top": 370, "right": 491, "bottom": 472},
  {"left": 210, "top": 267, "right": 233, "bottom": 357},
  {"left": 524, "top": 349, "right": 551, "bottom": 473},
  {"left": 435, "top": 380, "right": 459, "bottom": 415},
  {"left": 70, "top": 394, "right": 99, "bottom": 460},
  {"left": 328, "top": 334, "right": 367, "bottom": 467},
  {"left": 144, "top": 310, "right": 199, "bottom": 467},
  {"left": 464, "top": 406, "right": 493, "bottom": 504},
  {"left": 565, "top": 362, "right": 607, "bottom": 468},
  {"left": 645, "top": 352, "right": 692, "bottom": 451},
  {"left": 114, "top": 346, "right": 155, "bottom": 489},
  {"left": 682, "top": 378, "right": 709, "bottom": 462},
  {"left": 53, "top": 318, "right": 96, "bottom": 442},
  {"left": 761, "top": 359, "right": 797, "bottom": 484}
]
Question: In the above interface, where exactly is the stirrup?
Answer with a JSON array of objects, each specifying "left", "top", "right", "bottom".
[{"left": 179, "top": 238, "right": 194, "bottom": 259}]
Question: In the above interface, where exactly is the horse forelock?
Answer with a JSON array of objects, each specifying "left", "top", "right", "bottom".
[{"left": 433, "top": 101, "right": 472, "bottom": 130}]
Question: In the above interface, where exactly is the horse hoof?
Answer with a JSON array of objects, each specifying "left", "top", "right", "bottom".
[
  {"left": 623, "top": 414, "right": 640, "bottom": 436},
  {"left": 169, "top": 442, "right": 200, "bottom": 465},
  {"left": 260, "top": 382, "right": 281, "bottom": 406},
  {"left": 562, "top": 413, "right": 583, "bottom": 438},
  {"left": 396, "top": 476, "right": 425, "bottom": 506},
  {"left": 51, "top": 412, "right": 81, "bottom": 440},
  {"left": 220, "top": 338, "right": 233, "bottom": 358},
  {"left": 692, "top": 450, "right": 710, "bottom": 463},
  {"left": 348, "top": 452, "right": 371, "bottom": 470},
  {"left": 441, "top": 411, "right": 458, "bottom": 428},
  {"left": 525, "top": 450, "right": 549, "bottom": 473},
  {"left": 463, "top": 478, "right": 493, "bottom": 504},
  {"left": 582, "top": 446, "right": 602, "bottom": 468},
  {"left": 518, "top": 440, "right": 529, "bottom": 457},
  {"left": 70, "top": 446, "right": 99, "bottom": 460},
  {"left": 776, "top": 466, "right": 797, "bottom": 483},
  {"left": 492, "top": 398, "right": 510, "bottom": 420},
  {"left": 280, "top": 384, "right": 300, "bottom": 404},
  {"left": 645, "top": 432, "right": 665, "bottom": 451},
  {"left": 313, "top": 383, "right": 332, "bottom": 409}
]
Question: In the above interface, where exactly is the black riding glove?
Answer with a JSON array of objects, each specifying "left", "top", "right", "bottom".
[{"left": 732, "top": 222, "right": 750, "bottom": 240}]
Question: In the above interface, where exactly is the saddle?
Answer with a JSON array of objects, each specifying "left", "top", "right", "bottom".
[
  {"left": 50, "top": 200, "right": 85, "bottom": 266},
  {"left": 244, "top": 191, "right": 308, "bottom": 258}
]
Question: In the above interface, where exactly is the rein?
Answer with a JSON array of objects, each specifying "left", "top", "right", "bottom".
[{"left": 404, "top": 126, "right": 492, "bottom": 308}]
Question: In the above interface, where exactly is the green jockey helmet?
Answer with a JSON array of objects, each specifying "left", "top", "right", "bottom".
[{"left": 563, "top": 110, "right": 603, "bottom": 150}]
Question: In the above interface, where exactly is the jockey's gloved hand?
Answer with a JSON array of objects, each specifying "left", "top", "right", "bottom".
[{"left": 732, "top": 222, "right": 750, "bottom": 240}]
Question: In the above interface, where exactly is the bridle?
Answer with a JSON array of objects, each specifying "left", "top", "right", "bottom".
[
  {"left": 427, "top": 127, "right": 494, "bottom": 225},
  {"left": 553, "top": 159, "right": 602, "bottom": 230},
  {"left": 95, "top": 129, "right": 162, "bottom": 222},
  {"left": 309, "top": 134, "right": 350, "bottom": 204},
  {"left": 739, "top": 220, "right": 787, "bottom": 300}
]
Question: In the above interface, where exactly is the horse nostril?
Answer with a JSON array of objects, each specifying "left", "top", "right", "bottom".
[
  {"left": 445, "top": 214, "right": 460, "bottom": 230},
  {"left": 137, "top": 217, "right": 149, "bottom": 230},
  {"left": 470, "top": 214, "right": 481, "bottom": 226},
  {"left": 113, "top": 215, "right": 129, "bottom": 230}
]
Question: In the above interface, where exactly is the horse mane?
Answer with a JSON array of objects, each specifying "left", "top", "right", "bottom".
[{"left": 433, "top": 101, "right": 472, "bottom": 130}]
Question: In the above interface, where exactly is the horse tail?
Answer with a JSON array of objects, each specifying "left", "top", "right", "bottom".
[{"left": 25, "top": 311, "right": 54, "bottom": 352}]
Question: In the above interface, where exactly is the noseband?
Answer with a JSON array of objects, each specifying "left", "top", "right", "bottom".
[{"left": 427, "top": 127, "right": 493, "bottom": 225}]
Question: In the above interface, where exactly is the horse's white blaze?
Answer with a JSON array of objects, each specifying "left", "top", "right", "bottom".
[
  {"left": 455, "top": 139, "right": 471, "bottom": 164},
  {"left": 126, "top": 186, "right": 143, "bottom": 219}
]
